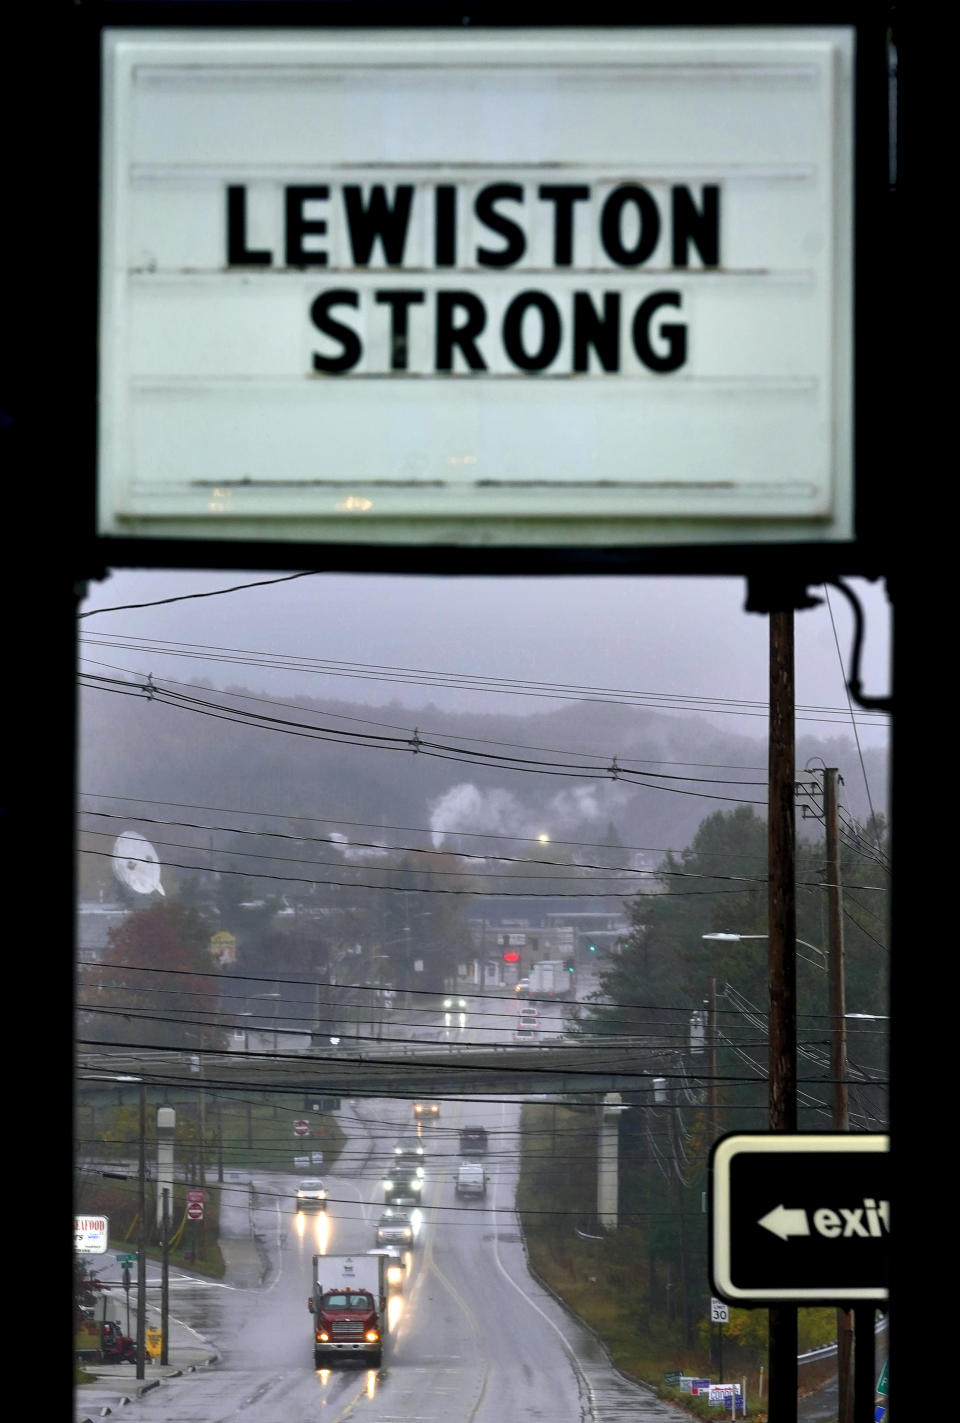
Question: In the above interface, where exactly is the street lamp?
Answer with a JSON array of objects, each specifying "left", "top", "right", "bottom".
[{"left": 702, "top": 931, "right": 828, "bottom": 971}]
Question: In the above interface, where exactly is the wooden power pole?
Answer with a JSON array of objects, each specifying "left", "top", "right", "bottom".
[
  {"left": 767, "top": 607, "right": 798, "bottom": 1416},
  {"left": 825, "top": 767, "right": 853, "bottom": 1423}
]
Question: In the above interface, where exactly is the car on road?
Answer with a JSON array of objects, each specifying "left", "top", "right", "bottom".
[
  {"left": 454, "top": 1161, "right": 487, "bottom": 1198},
  {"left": 459, "top": 1125, "right": 488, "bottom": 1155},
  {"left": 393, "top": 1148, "right": 426, "bottom": 1177},
  {"left": 375, "top": 1208, "right": 415, "bottom": 1246},
  {"left": 383, "top": 1163, "right": 424, "bottom": 1206},
  {"left": 413, "top": 1100, "right": 440, "bottom": 1120},
  {"left": 367, "top": 1246, "right": 407, "bottom": 1291},
  {"left": 393, "top": 1135, "right": 425, "bottom": 1158},
  {"left": 514, "top": 1007, "right": 540, "bottom": 1042},
  {"left": 295, "top": 1177, "right": 328, "bottom": 1211},
  {"left": 443, "top": 995, "right": 468, "bottom": 1027}
]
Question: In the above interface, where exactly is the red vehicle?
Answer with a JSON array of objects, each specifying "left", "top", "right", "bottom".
[
  {"left": 76, "top": 1319, "right": 136, "bottom": 1364},
  {"left": 102, "top": 1321, "right": 136, "bottom": 1363},
  {"left": 308, "top": 1253, "right": 387, "bottom": 1369}
]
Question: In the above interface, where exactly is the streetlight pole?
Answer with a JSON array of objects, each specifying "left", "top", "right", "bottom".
[
  {"left": 707, "top": 977, "right": 718, "bottom": 1145},
  {"left": 702, "top": 932, "right": 827, "bottom": 972}
]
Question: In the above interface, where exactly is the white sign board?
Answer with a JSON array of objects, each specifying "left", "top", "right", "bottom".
[
  {"left": 99, "top": 27, "right": 854, "bottom": 548},
  {"left": 75, "top": 1214, "right": 109, "bottom": 1255}
]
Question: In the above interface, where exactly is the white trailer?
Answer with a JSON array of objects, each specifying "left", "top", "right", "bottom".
[
  {"left": 528, "top": 960, "right": 570, "bottom": 996},
  {"left": 309, "top": 1253, "right": 388, "bottom": 1368}
]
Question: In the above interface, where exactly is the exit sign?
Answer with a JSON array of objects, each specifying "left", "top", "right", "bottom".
[{"left": 710, "top": 1132, "right": 890, "bottom": 1305}]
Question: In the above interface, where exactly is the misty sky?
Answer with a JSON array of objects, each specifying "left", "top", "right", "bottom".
[{"left": 78, "top": 568, "right": 891, "bottom": 760}]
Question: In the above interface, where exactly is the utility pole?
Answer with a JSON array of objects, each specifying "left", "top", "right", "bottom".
[
  {"left": 767, "top": 605, "right": 798, "bottom": 1416},
  {"left": 160, "top": 1187, "right": 170, "bottom": 1366},
  {"left": 825, "top": 767, "right": 853, "bottom": 1423},
  {"left": 136, "top": 1081, "right": 147, "bottom": 1381},
  {"left": 824, "top": 768, "right": 849, "bottom": 1129},
  {"left": 707, "top": 977, "right": 718, "bottom": 1145},
  {"left": 216, "top": 1095, "right": 224, "bottom": 1183}
]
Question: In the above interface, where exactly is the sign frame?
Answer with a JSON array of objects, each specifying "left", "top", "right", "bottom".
[
  {"left": 75, "top": 1214, "right": 110, "bottom": 1255},
  {"left": 710, "top": 1131, "right": 890, "bottom": 1306},
  {"left": 73, "top": 4, "right": 890, "bottom": 578}
]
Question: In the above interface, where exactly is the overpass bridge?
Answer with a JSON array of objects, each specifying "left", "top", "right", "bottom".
[{"left": 77, "top": 1038, "right": 682, "bottom": 1104}]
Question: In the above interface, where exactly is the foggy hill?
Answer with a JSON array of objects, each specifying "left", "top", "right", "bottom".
[{"left": 78, "top": 681, "right": 887, "bottom": 867}]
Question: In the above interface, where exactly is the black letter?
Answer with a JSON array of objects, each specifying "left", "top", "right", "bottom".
[
  {"left": 310, "top": 290, "right": 361, "bottom": 373},
  {"left": 436, "top": 293, "right": 487, "bottom": 371},
  {"left": 572, "top": 292, "right": 620, "bottom": 372},
  {"left": 475, "top": 185, "right": 526, "bottom": 268},
  {"left": 227, "top": 186, "right": 272, "bottom": 266},
  {"left": 374, "top": 290, "right": 426, "bottom": 370},
  {"left": 343, "top": 185, "right": 414, "bottom": 266},
  {"left": 538, "top": 185, "right": 590, "bottom": 266},
  {"left": 632, "top": 291, "right": 686, "bottom": 373},
  {"left": 435, "top": 186, "right": 457, "bottom": 267},
  {"left": 672, "top": 185, "right": 720, "bottom": 267},
  {"left": 286, "top": 187, "right": 329, "bottom": 267},
  {"left": 502, "top": 292, "right": 561, "bottom": 372},
  {"left": 601, "top": 185, "right": 660, "bottom": 267}
]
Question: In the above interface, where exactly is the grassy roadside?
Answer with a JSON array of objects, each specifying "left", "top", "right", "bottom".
[{"left": 514, "top": 1101, "right": 837, "bottom": 1420}]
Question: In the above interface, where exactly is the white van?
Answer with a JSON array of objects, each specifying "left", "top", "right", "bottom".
[
  {"left": 514, "top": 1007, "right": 540, "bottom": 1043},
  {"left": 455, "top": 1162, "right": 487, "bottom": 1198}
]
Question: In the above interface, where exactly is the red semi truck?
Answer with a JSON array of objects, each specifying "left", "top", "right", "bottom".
[{"left": 308, "top": 1253, "right": 388, "bottom": 1369}]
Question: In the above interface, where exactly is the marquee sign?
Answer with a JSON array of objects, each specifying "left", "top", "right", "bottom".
[{"left": 98, "top": 26, "right": 856, "bottom": 548}]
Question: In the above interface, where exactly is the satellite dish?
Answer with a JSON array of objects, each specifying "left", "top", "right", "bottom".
[{"left": 112, "top": 831, "right": 165, "bottom": 896}]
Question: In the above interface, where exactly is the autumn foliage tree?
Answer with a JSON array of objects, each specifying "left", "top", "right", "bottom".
[{"left": 80, "top": 901, "right": 222, "bottom": 1050}]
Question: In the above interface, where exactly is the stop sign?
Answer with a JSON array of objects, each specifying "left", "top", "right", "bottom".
[
  {"left": 186, "top": 1201, "right": 204, "bottom": 1220},
  {"left": 293, "top": 1120, "right": 310, "bottom": 1137}
]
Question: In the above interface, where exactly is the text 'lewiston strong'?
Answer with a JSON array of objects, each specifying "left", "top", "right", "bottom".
[{"left": 226, "top": 180, "right": 722, "bottom": 376}]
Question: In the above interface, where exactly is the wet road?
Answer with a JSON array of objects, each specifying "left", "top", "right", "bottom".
[{"left": 77, "top": 1095, "right": 683, "bottom": 1422}]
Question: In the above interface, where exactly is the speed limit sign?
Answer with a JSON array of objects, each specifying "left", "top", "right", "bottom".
[{"left": 711, "top": 1297, "right": 730, "bottom": 1324}]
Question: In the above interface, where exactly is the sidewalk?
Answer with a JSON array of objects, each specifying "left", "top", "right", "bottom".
[
  {"left": 75, "top": 1105, "right": 367, "bottom": 1418},
  {"left": 75, "top": 1296, "right": 220, "bottom": 1412},
  {"left": 74, "top": 1247, "right": 253, "bottom": 1416}
]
